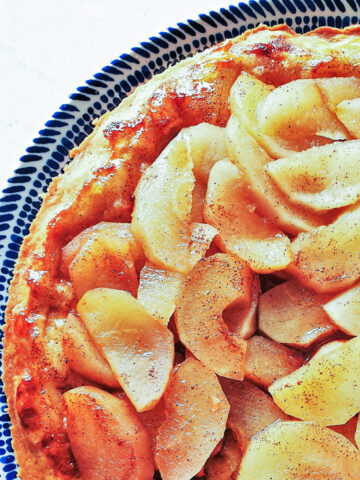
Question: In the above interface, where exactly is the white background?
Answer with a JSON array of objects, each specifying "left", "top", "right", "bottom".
[{"left": 0, "top": 0, "right": 228, "bottom": 187}]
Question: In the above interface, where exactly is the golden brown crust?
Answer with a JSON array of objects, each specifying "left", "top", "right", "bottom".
[{"left": 4, "top": 24, "right": 360, "bottom": 479}]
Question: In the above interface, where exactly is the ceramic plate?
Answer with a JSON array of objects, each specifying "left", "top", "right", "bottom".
[{"left": 1, "top": 1, "right": 359, "bottom": 478}]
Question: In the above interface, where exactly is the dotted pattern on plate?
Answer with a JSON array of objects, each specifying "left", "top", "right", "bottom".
[{"left": 0, "top": 1, "right": 359, "bottom": 478}]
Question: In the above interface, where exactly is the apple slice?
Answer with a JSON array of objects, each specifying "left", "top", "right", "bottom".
[
  {"left": 246, "top": 335, "right": 304, "bottom": 388},
  {"left": 266, "top": 140, "right": 360, "bottom": 211},
  {"left": 220, "top": 378, "right": 290, "bottom": 451},
  {"left": 336, "top": 98, "right": 360, "bottom": 138},
  {"left": 137, "top": 223, "right": 216, "bottom": 326},
  {"left": 61, "top": 222, "right": 144, "bottom": 276},
  {"left": 229, "top": 72, "right": 290, "bottom": 158},
  {"left": 323, "top": 283, "right": 360, "bottom": 335},
  {"left": 258, "top": 78, "right": 349, "bottom": 143},
  {"left": 258, "top": 280, "right": 336, "bottom": 348},
  {"left": 176, "top": 253, "right": 251, "bottom": 380},
  {"left": 64, "top": 386, "right": 154, "bottom": 480},
  {"left": 269, "top": 336, "right": 360, "bottom": 425},
  {"left": 63, "top": 312, "right": 119, "bottom": 388},
  {"left": 189, "top": 222, "right": 218, "bottom": 265},
  {"left": 65, "top": 223, "right": 144, "bottom": 298},
  {"left": 131, "top": 123, "right": 223, "bottom": 274},
  {"left": 237, "top": 421, "right": 360, "bottom": 480},
  {"left": 223, "top": 274, "right": 260, "bottom": 340},
  {"left": 204, "top": 430, "right": 242, "bottom": 480},
  {"left": 185, "top": 122, "right": 228, "bottom": 184},
  {"left": 77, "top": 288, "right": 174, "bottom": 411},
  {"left": 138, "top": 263, "right": 183, "bottom": 326},
  {"left": 316, "top": 76, "right": 360, "bottom": 112},
  {"left": 229, "top": 72, "right": 335, "bottom": 159},
  {"left": 204, "top": 159, "right": 293, "bottom": 273},
  {"left": 70, "top": 238, "right": 139, "bottom": 299},
  {"left": 131, "top": 131, "right": 195, "bottom": 273},
  {"left": 226, "top": 115, "right": 327, "bottom": 234},
  {"left": 289, "top": 203, "right": 360, "bottom": 293},
  {"left": 155, "top": 358, "right": 229, "bottom": 480},
  {"left": 311, "top": 340, "right": 346, "bottom": 361}
]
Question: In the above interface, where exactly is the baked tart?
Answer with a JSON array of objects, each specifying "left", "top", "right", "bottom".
[{"left": 4, "top": 24, "right": 360, "bottom": 479}]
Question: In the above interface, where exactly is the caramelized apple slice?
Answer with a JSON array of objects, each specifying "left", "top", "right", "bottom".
[
  {"left": 266, "top": 140, "right": 360, "bottom": 211},
  {"left": 138, "top": 263, "right": 183, "bottom": 326},
  {"left": 258, "top": 78, "right": 349, "bottom": 143},
  {"left": 226, "top": 115, "right": 326, "bottom": 234},
  {"left": 330, "top": 416, "right": 358, "bottom": 447},
  {"left": 259, "top": 280, "right": 336, "bottom": 348},
  {"left": 61, "top": 222, "right": 144, "bottom": 276},
  {"left": 189, "top": 222, "right": 218, "bottom": 265},
  {"left": 310, "top": 339, "right": 345, "bottom": 361},
  {"left": 205, "top": 160, "right": 293, "bottom": 273},
  {"left": 229, "top": 73, "right": 334, "bottom": 159},
  {"left": 77, "top": 288, "right": 174, "bottom": 411},
  {"left": 289, "top": 203, "right": 360, "bottom": 292},
  {"left": 131, "top": 122, "right": 223, "bottom": 274},
  {"left": 336, "top": 98, "right": 360, "bottom": 138},
  {"left": 132, "top": 132, "right": 195, "bottom": 273},
  {"left": 176, "top": 254, "right": 251, "bottom": 380},
  {"left": 65, "top": 223, "right": 144, "bottom": 298},
  {"left": 63, "top": 312, "right": 119, "bottom": 388},
  {"left": 237, "top": 421, "right": 360, "bottom": 480},
  {"left": 155, "top": 358, "right": 229, "bottom": 480},
  {"left": 316, "top": 76, "right": 360, "bottom": 112},
  {"left": 229, "top": 72, "right": 289, "bottom": 158},
  {"left": 220, "top": 378, "right": 290, "bottom": 451},
  {"left": 64, "top": 386, "right": 154, "bottom": 480},
  {"left": 269, "top": 336, "right": 360, "bottom": 425},
  {"left": 309, "top": 343, "right": 357, "bottom": 435},
  {"left": 137, "top": 224, "right": 215, "bottom": 325},
  {"left": 223, "top": 274, "right": 260, "bottom": 340},
  {"left": 324, "top": 283, "right": 360, "bottom": 335},
  {"left": 246, "top": 335, "right": 304, "bottom": 388},
  {"left": 204, "top": 430, "right": 242, "bottom": 480},
  {"left": 185, "top": 122, "right": 228, "bottom": 184},
  {"left": 70, "top": 238, "right": 138, "bottom": 299}
]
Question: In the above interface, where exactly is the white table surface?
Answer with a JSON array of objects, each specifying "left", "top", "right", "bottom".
[{"left": 0, "top": 0, "right": 229, "bottom": 189}]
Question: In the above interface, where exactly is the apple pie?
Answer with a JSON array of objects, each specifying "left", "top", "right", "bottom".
[{"left": 4, "top": 24, "right": 360, "bottom": 480}]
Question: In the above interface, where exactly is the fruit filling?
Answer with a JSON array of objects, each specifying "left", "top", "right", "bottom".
[{"left": 16, "top": 70, "right": 360, "bottom": 479}]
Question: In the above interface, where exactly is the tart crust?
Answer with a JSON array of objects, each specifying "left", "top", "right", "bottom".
[{"left": 4, "top": 24, "right": 360, "bottom": 479}]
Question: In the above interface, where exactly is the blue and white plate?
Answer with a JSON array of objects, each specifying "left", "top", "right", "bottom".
[{"left": 0, "top": 1, "right": 359, "bottom": 478}]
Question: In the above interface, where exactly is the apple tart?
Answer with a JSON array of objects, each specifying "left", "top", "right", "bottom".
[{"left": 5, "top": 24, "right": 360, "bottom": 480}]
